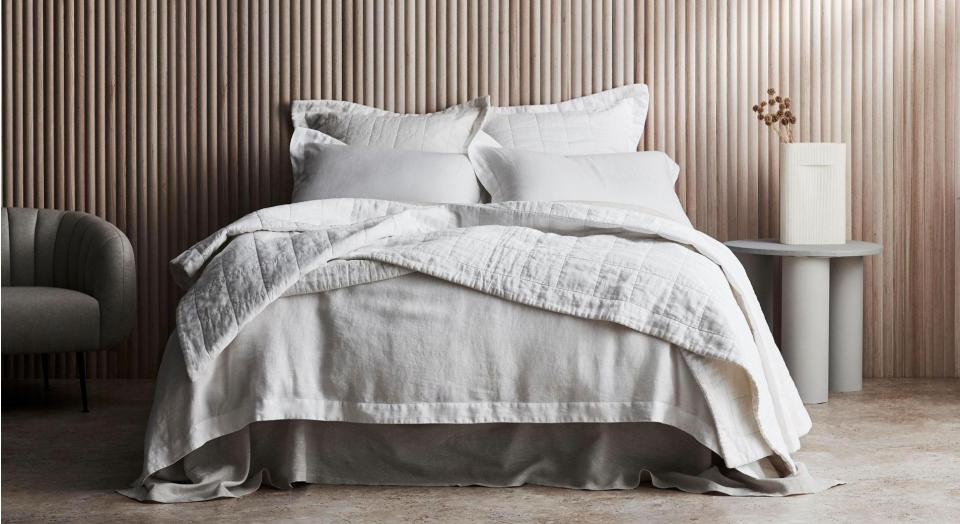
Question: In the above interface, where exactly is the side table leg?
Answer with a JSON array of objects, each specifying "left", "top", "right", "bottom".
[
  {"left": 829, "top": 257, "right": 865, "bottom": 392},
  {"left": 735, "top": 253, "right": 774, "bottom": 330},
  {"left": 781, "top": 256, "right": 831, "bottom": 404}
]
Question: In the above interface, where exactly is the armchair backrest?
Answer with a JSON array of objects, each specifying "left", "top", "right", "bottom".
[{"left": 4, "top": 208, "right": 77, "bottom": 287}]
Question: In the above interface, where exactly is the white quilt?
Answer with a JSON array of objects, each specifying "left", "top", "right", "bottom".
[{"left": 167, "top": 199, "right": 810, "bottom": 476}]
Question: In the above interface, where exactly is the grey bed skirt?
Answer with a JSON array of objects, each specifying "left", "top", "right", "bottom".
[{"left": 121, "top": 421, "right": 837, "bottom": 502}]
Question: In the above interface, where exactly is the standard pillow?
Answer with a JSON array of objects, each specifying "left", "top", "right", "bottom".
[
  {"left": 291, "top": 97, "right": 489, "bottom": 153},
  {"left": 483, "top": 84, "right": 649, "bottom": 154},
  {"left": 469, "top": 144, "right": 691, "bottom": 227},
  {"left": 290, "top": 128, "right": 483, "bottom": 204}
]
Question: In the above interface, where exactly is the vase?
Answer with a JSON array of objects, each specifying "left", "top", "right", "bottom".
[{"left": 779, "top": 142, "right": 847, "bottom": 245}]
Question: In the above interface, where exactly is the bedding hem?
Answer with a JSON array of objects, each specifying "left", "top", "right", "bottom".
[{"left": 139, "top": 397, "right": 761, "bottom": 486}]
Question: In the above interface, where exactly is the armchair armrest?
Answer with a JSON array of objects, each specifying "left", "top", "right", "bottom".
[{"left": 59, "top": 212, "right": 137, "bottom": 348}]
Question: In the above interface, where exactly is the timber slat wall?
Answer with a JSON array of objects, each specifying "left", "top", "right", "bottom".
[{"left": 2, "top": 0, "right": 957, "bottom": 379}]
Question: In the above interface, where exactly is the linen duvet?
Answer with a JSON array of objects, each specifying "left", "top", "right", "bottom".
[{"left": 123, "top": 198, "right": 837, "bottom": 502}]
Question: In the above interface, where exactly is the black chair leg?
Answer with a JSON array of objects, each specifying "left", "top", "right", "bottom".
[
  {"left": 40, "top": 354, "right": 50, "bottom": 391},
  {"left": 77, "top": 352, "right": 89, "bottom": 413}
]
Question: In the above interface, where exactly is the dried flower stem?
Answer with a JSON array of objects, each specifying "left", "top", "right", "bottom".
[{"left": 751, "top": 88, "right": 796, "bottom": 143}]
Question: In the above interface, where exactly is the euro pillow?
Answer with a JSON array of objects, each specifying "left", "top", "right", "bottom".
[
  {"left": 291, "top": 97, "right": 489, "bottom": 153},
  {"left": 469, "top": 145, "right": 691, "bottom": 227},
  {"left": 290, "top": 127, "right": 483, "bottom": 204},
  {"left": 483, "top": 84, "right": 649, "bottom": 154}
]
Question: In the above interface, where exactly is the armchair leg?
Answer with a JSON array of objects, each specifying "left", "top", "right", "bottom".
[
  {"left": 77, "top": 352, "right": 89, "bottom": 413},
  {"left": 40, "top": 354, "right": 50, "bottom": 391}
]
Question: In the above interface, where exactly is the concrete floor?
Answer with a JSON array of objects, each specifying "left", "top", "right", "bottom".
[{"left": 2, "top": 379, "right": 958, "bottom": 523}]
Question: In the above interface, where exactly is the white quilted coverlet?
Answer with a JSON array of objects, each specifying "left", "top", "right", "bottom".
[{"left": 170, "top": 198, "right": 810, "bottom": 473}]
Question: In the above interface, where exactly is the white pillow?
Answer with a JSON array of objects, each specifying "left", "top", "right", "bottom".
[
  {"left": 483, "top": 84, "right": 649, "bottom": 154},
  {"left": 291, "top": 97, "right": 489, "bottom": 153},
  {"left": 290, "top": 128, "right": 483, "bottom": 204},
  {"left": 469, "top": 144, "right": 691, "bottom": 227}
]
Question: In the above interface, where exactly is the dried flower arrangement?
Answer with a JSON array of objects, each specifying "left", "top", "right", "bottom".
[{"left": 752, "top": 88, "right": 796, "bottom": 143}]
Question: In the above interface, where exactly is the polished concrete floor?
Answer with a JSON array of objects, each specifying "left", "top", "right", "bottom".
[{"left": 2, "top": 378, "right": 958, "bottom": 523}]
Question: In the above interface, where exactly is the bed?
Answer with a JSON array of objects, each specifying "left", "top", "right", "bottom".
[{"left": 122, "top": 86, "right": 837, "bottom": 502}]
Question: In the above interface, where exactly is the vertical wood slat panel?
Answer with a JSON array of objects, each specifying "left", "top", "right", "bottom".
[{"left": 1, "top": 0, "right": 957, "bottom": 379}]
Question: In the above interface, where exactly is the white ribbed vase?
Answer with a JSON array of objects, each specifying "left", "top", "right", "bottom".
[{"left": 779, "top": 142, "right": 847, "bottom": 245}]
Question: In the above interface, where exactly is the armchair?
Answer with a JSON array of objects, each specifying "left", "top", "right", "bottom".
[{"left": 1, "top": 207, "right": 136, "bottom": 411}]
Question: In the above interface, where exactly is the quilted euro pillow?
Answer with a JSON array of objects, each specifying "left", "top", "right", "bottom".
[
  {"left": 289, "top": 128, "right": 483, "bottom": 204},
  {"left": 482, "top": 84, "right": 649, "bottom": 154},
  {"left": 469, "top": 143, "right": 691, "bottom": 227},
  {"left": 291, "top": 97, "right": 489, "bottom": 153}
]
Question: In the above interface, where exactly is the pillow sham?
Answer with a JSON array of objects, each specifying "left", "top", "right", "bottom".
[
  {"left": 290, "top": 127, "right": 483, "bottom": 204},
  {"left": 291, "top": 97, "right": 489, "bottom": 153},
  {"left": 469, "top": 144, "right": 691, "bottom": 227},
  {"left": 482, "top": 84, "right": 649, "bottom": 154}
]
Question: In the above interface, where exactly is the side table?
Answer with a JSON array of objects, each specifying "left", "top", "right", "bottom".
[{"left": 724, "top": 239, "right": 882, "bottom": 404}]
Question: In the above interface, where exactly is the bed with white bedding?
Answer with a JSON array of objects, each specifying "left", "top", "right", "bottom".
[
  {"left": 123, "top": 199, "right": 836, "bottom": 501},
  {"left": 123, "top": 86, "right": 837, "bottom": 502}
]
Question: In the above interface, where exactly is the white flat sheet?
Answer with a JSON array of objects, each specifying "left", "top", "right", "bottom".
[{"left": 135, "top": 274, "right": 724, "bottom": 476}]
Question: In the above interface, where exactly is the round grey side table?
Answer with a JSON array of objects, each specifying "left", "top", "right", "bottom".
[{"left": 724, "top": 239, "right": 882, "bottom": 404}]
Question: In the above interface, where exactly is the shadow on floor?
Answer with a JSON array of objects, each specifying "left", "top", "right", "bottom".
[{"left": 2, "top": 380, "right": 155, "bottom": 495}]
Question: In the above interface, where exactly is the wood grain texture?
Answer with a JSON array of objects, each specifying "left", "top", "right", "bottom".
[{"left": 2, "top": 0, "right": 957, "bottom": 379}]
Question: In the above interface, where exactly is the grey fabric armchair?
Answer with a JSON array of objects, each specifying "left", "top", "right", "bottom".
[{"left": 1, "top": 207, "right": 136, "bottom": 411}]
